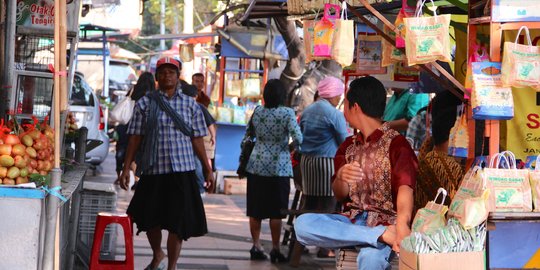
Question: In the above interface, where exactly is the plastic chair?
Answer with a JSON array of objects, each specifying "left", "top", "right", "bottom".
[{"left": 89, "top": 213, "right": 134, "bottom": 270}]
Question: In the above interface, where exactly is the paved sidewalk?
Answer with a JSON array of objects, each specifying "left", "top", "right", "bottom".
[{"left": 83, "top": 151, "right": 335, "bottom": 270}]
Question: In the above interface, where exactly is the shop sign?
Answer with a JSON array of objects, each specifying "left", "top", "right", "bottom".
[
  {"left": 16, "top": 0, "right": 80, "bottom": 32},
  {"left": 492, "top": 0, "right": 540, "bottom": 22}
]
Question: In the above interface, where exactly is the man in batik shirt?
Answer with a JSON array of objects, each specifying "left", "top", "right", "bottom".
[{"left": 295, "top": 76, "right": 418, "bottom": 270}]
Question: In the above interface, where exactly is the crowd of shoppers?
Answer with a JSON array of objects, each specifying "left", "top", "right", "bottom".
[{"left": 112, "top": 56, "right": 465, "bottom": 269}]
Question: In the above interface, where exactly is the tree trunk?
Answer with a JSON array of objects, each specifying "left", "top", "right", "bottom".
[{"left": 274, "top": 17, "right": 343, "bottom": 114}]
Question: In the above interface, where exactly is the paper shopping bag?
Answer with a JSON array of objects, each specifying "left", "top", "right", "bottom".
[
  {"left": 403, "top": 0, "right": 452, "bottom": 66},
  {"left": 448, "top": 108, "right": 469, "bottom": 158},
  {"left": 464, "top": 44, "right": 489, "bottom": 98},
  {"left": 448, "top": 166, "right": 490, "bottom": 229},
  {"left": 484, "top": 151, "right": 532, "bottom": 212},
  {"left": 331, "top": 1, "right": 354, "bottom": 67},
  {"left": 412, "top": 188, "right": 448, "bottom": 233},
  {"left": 225, "top": 79, "right": 242, "bottom": 97},
  {"left": 529, "top": 155, "right": 540, "bottom": 211},
  {"left": 471, "top": 62, "right": 514, "bottom": 120},
  {"left": 501, "top": 26, "right": 540, "bottom": 89},
  {"left": 241, "top": 78, "right": 261, "bottom": 98}
]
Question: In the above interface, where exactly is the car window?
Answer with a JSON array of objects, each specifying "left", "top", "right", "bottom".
[{"left": 70, "top": 75, "right": 95, "bottom": 106}]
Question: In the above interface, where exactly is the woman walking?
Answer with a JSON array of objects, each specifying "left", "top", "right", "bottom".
[{"left": 244, "top": 79, "right": 302, "bottom": 262}]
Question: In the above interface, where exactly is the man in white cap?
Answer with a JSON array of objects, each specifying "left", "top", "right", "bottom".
[{"left": 120, "top": 57, "right": 213, "bottom": 270}]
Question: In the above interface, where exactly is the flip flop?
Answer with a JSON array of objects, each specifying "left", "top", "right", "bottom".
[{"left": 144, "top": 260, "right": 166, "bottom": 270}]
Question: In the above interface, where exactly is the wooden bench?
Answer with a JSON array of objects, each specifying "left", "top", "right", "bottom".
[{"left": 336, "top": 247, "right": 399, "bottom": 270}]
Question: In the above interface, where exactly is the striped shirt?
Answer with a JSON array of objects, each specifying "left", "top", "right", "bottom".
[{"left": 127, "top": 90, "right": 208, "bottom": 175}]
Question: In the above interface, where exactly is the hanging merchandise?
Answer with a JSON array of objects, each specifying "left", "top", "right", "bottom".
[
  {"left": 179, "top": 44, "right": 194, "bottom": 62},
  {"left": 448, "top": 166, "right": 490, "bottom": 229},
  {"left": 394, "top": 8, "right": 409, "bottom": 48},
  {"left": 304, "top": 20, "right": 317, "bottom": 62},
  {"left": 403, "top": 0, "right": 452, "bottom": 66},
  {"left": 530, "top": 155, "right": 540, "bottom": 212},
  {"left": 233, "top": 106, "right": 247, "bottom": 125},
  {"left": 357, "top": 32, "right": 386, "bottom": 74},
  {"left": 109, "top": 91, "right": 135, "bottom": 125},
  {"left": 501, "top": 26, "right": 540, "bottom": 89},
  {"left": 392, "top": 61, "right": 419, "bottom": 82},
  {"left": 484, "top": 151, "right": 532, "bottom": 212},
  {"left": 464, "top": 44, "right": 489, "bottom": 96},
  {"left": 225, "top": 79, "right": 242, "bottom": 97},
  {"left": 381, "top": 25, "right": 406, "bottom": 67},
  {"left": 412, "top": 188, "right": 448, "bottom": 234},
  {"left": 331, "top": 1, "right": 355, "bottom": 67},
  {"left": 217, "top": 107, "right": 233, "bottom": 123},
  {"left": 241, "top": 77, "right": 261, "bottom": 98},
  {"left": 471, "top": 62, "right": 514, "bottom": 120},
  {"left": 313, "top": 3, "right": 340, "bottom": 58},
  {"left": 448, "top": 107, "right": 469, "bottom": 158}
]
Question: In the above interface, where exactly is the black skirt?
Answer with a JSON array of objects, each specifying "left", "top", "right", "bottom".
[
  {"left": 246, "top": 174, "right": 290, "bottom": 219},
  {"left": 127, "top": 171, "right": 207, "bottom": 240}
]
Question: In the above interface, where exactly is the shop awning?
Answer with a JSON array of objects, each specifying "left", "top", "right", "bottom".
[{"left": 110, "top": 46, "right": 142, "bottom": 61}]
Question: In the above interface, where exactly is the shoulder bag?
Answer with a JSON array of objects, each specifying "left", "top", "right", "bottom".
[{"left": 237, "top": 107, "right": 259, "bottom": 178}]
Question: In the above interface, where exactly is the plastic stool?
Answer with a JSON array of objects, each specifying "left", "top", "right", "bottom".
[{"left": 89, "top": 213, "right": 134, "bottom": 270}]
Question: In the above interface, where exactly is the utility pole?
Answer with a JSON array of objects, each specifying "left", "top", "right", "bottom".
[{"left": 160, "top": 0, "right": 166, "bottom": 50}]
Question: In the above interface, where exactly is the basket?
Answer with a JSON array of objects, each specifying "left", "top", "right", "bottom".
[{"left": 78, "top": 183, "right": 117, "bottom": 260}]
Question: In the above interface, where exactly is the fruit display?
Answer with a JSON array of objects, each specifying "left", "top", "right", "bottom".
[
  {"left": 66, "top": 112, "right": 78, "bottom": 134},
  {"left": 0, "top": 117, "right": 55, "bottom": 186}
]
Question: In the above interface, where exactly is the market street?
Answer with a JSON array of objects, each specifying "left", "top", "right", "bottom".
[{"left": 83, "top": 146, "right": 336, "bottom": 270}]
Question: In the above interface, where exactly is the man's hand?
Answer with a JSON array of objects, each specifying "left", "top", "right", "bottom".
[
  {"left": 119, "top": 170, "right": 131, "bottom": 190},
  {"left": 340, "top": 161, "right": 365, "bottom": 185},
  {"left": 210, "top": 136, "right": 216, "bottom": 146},
  {"left": 393, "top": 223, "right": 411, "bottom": 253},
  {"left": 204, "top": 170, "right": 214, "bottom": 192}
]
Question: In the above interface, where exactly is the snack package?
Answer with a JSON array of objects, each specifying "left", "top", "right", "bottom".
[
  {"left": 471, "top": 62, "right": 514, "bottom": 120},
  {"left": 529, "top": 155, "right": 540, "bottom": 212}
]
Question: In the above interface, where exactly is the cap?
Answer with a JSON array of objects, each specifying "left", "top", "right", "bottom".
[{"left": 156, "top": 57, "right": 180, "bottom": 70}]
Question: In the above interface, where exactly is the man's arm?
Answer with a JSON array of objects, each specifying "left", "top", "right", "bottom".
[
  {"left": 192, "top": 137, "right": 214, "bottom": 190},
  {"left": 120, "top": 135, "right": 142, "bottom": 190},
  {"left": 387, "top": 118, "right": 410, "bottom": 132},
  {"left": 394, "top": 185, "right": 414, "bottom": 253},
  {"left": 208, "top": 124, "right": 216, "bottom": 145}
]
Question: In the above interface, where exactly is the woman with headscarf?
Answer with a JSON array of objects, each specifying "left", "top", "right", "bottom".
[{"left": 299, "top": 77, "right": 348, "bottom": 214}]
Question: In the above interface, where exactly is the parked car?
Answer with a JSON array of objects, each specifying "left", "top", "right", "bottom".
[{"left": 69, "top": 72, "right": 110, "bottom": 165}]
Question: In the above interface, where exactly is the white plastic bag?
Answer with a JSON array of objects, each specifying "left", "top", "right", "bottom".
[{"left": 110, "top": 93, "right": 135, "bottom": 125}]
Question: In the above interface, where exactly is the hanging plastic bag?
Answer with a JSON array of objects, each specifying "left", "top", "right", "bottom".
[
  {"left": 303, "top": 20, "right": 317, "bottom": 63},
  {"left": 313, "top": 3, "right": 340, "bottom": 58},
  {"left": 501, "top": 26, "right": 540, "bottom": 89},
  {"left": 241, "top": 78, "right": 261, "bottom": 98},
  {"left": 484, "top": 151, "right": 532, "bottom": 212},
  {"left": 448, "top": 107, "right": 469, "bottom": 158},
  {"left": 529, "top": 155, "right": 540, "bottom": 212},
  {"left": 464, "top": 44, "right": 489, "bottom": 98},
  {"left": 179, "top": 44, "right": 194, "bottom": 62},
  {"left": 403, "top": 0, "right": 452, "bottom": 66},
  {"left": 412, "top": 188, "right": 448, "bottom": 233},
  {"left": 448, "top": 166, "right": 490, "bottom": 229},
  {"left": 217, "top": 107, "right": 233, "bottom": 123},
  {"left": 233, "top": 106, "right": 247, "bottom": 125},
  {"left": 357, "top": 32, "right": 386, "bottom": 74},
  {"left": 471, "top": 62, "right": 514, "bottom": 120},
  {"left": 331, "top": 1, "right": 355, "bottom": 67},
  {"left": 394, "top": 8, "right": 409, "bottom": 48}
]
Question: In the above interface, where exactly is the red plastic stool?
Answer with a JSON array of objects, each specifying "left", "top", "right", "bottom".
[{"left": 89, "top": 213, "right": 134, "bottom": 270}]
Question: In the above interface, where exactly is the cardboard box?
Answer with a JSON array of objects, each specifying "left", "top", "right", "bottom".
[
  {"left": 399, "top": 250, "right": 485, "bottom": 270},
  {"left": 223, "top": 177, "right": 247, "bottom": 195}
]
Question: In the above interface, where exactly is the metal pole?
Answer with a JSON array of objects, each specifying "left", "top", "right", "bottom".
[
  {"left": 160, "top": 0, "right": 166, "bottom": 50},
  {"left": 183, "top": 0, "right": 194, "bottom": 79},
  {"left": 1, "top": 0, "right": 17, "bottom": 118},
  {"left": 66, "top": 127, "right": 87, "bottom": 269},
  {"left": 42, "top": 169, "right": 62, "bottom": 270}
]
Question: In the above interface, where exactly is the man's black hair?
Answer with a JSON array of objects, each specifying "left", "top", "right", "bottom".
[
  {"left": 432, "top": 107, "right": 458, "bottom": 145},
  {"left": 431, "top": 90, "right": 462, "bottom": 119},
  {"left": 192, "top": 73, "right": 204, "bottom": 78},
  {"left": 263, "top": 79, "right": 286, "bottom": 108},
  {"left": 182, "top": 84, "right": 198, "bottom": 97},
  {"left": 346, "top": 76, "right": 387, "bottom": 118}
]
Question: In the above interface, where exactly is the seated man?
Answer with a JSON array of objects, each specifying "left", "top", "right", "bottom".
[{"left": 295, "top": 76, "right": 418, "bottom": 270}]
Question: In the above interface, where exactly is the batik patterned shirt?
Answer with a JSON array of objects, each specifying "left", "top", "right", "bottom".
[{"left": 246, "top": 106, "right": 303, "bottom": 177}]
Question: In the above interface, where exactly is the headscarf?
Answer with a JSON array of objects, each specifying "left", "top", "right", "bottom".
[{"left": 317, "top": 77, "right": 344, "bottom": 99}]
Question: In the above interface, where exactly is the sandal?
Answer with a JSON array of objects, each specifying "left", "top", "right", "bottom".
[{"left": 144, "top": 260, "right": 166, "bottom": 270}]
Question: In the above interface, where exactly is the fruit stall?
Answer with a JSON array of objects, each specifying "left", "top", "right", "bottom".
[{"left": 0, "top": 0, "right": 86, "bottom": 269}]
